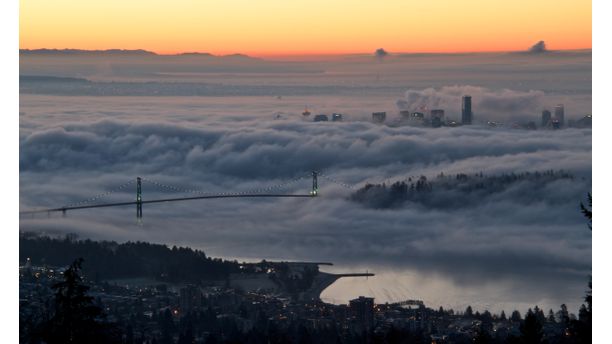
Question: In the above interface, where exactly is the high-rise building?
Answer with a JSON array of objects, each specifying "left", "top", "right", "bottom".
[
  {"left": 349, "top": 296, "right": 375, "bottom": 333},
  {"left": 541, "top": 110, "right": 552, "bottom": 128},
  {"left": 551, "top": 119, "right": 561, "bottom": 130},
  {"left": 399, "top": 110, "right": 411, "bottom": 120},
  {"left": 372, "top": 112, "right": 386, "bottom": 123},
  {"left": 430, "top": 109, "right": 445, "bottom": 128},
  {"left": 574, "top": 114, "right": 592, "bottom": 128},
  {"left": 314, "top": 114, "right": 328, "bottom": 122},
  {"left": 430, "top": 109, "right": 444, "bottom": 118},
  {"left": 554, "top": 104, "right": 565, "bottom": 127},
  {"left": 461, "top": 96, "right": 472, "bottom": 125}
]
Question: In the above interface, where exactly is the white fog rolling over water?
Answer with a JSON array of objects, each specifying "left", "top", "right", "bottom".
[{"left": 19, "top": 50, "right": 591, "bottom": 314}]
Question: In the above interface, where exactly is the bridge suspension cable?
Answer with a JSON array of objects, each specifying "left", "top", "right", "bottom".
[
  {"left": 318, "top": 173, "right": 356, "bottom": 190},
  {"left": 141, "top": 174, "right": 308, "bottom": 197},
  {"left": 61, "top": 179, "right": 135, "bottom": 208}
]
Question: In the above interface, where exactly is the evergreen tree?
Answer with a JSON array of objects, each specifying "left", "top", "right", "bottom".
[
  {"left": 510, "top": 310, "right": 522, "bottom": 322},
  {"left": 578, "top": 304, "right": 588, "bottom": 322},
  {"left": 556, "top": 304, "right": 570, "bottom": 327},
  {"left": 474, "top": 324, "right": 493, "bottom": 344},
  {"left": 125, "top": 325, "right": 134, "bottom": 344},
  {"left": 159, "top": 309, "right": 175, "bottom": 344},
  {"left": 32, "top": 258, "right": 121, "bottom": 343},
  {"left": 574, "top": 192, "right": 592, "bottom": 343},
  {"left": 177, "top": 327, "right": 195, "bottom": 344},
  {"left": 585, "top": 279, "right": 592, "bottom": 317},
  {"left": 520, "top": 310, "right": 543, "bottom": 344},
  {"left": 533, "top": 306, "right": 546, "bottom": 324},
  {"left": 579, "top": 192, "right": 592, "bottom": 230},
  {"left": 465, "top": 305, "right": 474, "bottom": 317},
  {"left": 481, "top": 310, "right": 493, "bottom": 323}
]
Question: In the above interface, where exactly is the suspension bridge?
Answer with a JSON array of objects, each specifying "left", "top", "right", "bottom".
[{"left": 19, "top": 171, "right": 355, "bottom": 219}]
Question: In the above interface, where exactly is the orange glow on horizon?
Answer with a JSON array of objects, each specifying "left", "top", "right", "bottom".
[{"left": 20, "top": 0, "right": 591, "bottom": 57}]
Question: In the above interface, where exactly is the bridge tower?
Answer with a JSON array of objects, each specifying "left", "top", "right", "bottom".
[
  {"left": 311, "top": 171, "right": 318, "bottom": 196},
  {"left": 136, "top": 177, "right": 142, "bottom": 219}
]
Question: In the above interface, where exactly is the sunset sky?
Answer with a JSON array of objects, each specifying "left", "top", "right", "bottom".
[{"left": 20, "top": 0, "right": 591, "bottom": 56}]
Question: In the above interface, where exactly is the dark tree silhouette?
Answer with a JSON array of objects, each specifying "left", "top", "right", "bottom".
[
  {"left": 567, "top": 195, "right": 592, "bottom": 343},
  {"left": 474, "top": 323, "right": 493, "bottom": 344},
  {"left": 570, "top": 302, "right": 591, "bottom": 344},
  {"left": 579, "top": 192, "right": 592, "bottom": 230},
  {"left": 465, "top": 305, "right": 474, "bottom": 317},
  {"left": 32, "top": 258, "right": 121, "bottom": 343},
  {"left": 533, "top": 306, "right": 546, "bottom": 324},
  {"left": 20, "top": 233, "right": 240, "bottom": 283},
  {"left": 581, "top": 191, "right": 592, "bottom": 320},
  {"left": 520, "top": 309, "right": 543, "bottom": 344},
  {"left": 351, "top": 170, "right": 577, "bottom": 210},
  {"left": 557, "top": 304, "right": 570, "bottom": 327},
  {"left": 584, "top": 279, "right": 592, "bottom": 320},
  {"left": 177, "top": 327, "right": 194, "bottom": 344}
]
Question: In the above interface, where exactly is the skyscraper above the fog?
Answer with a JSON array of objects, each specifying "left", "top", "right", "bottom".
[
  {"left": 542, "top": 110, "right": 552, "bottom": 128},
  {"left": 461, "top": 95, "right": 472, "bottom": 125},
  {"left": 554, "top": 104, "right": 565, "bottom": 127}
]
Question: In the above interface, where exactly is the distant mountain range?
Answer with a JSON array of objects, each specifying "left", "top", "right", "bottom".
[
  {"left": 19, "top": 48, "right": 259, "bottom": 60},
  {"left": 20, "top": 48, "right": 156, "bottom": 56}
]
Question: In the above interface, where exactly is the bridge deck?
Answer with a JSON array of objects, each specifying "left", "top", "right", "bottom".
[{"left": 20, "top": 193, "right": 314, "bottom": 215}]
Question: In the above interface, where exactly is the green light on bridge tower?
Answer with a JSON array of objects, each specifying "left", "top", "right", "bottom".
[
  {"left": 311, "top": 171, "right": 318, "bottom": 196},
  {"left": 136, "top": 177, "right": 142, "bottom": 220}
]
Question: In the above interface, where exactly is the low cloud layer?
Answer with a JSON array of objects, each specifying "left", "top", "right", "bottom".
[
  {"left": 19, "top": 93, "right": 591, "bottom": 312},
  {"left": 19, "top": 51, "right": 592, "bottom": 312}
]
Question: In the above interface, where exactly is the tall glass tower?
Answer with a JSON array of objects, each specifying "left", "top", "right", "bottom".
[
  {"left": 461, "top": 95, "right": 472, "bottom": 125},
  {"left": 541, "top": 110, "right": 552, "bottom": 127},
  {"left": 554, "top": 104, "right": 565, "bottom": 127}
]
